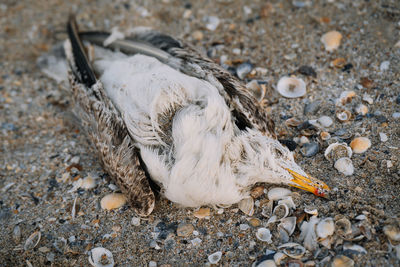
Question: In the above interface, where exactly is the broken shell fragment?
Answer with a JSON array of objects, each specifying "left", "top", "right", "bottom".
[
  {"left": 273, "top": 251, "right": 287, "bottom": 265},
  {"left": 100, "top": 193, "right": 127, "bottom": 210},
  {"left": 300, "top": 216, "right": 320, "bottom": 251},
  {"left": 337, "top": 91, "right": 356, "bottom": 105},
  {"left": 336, "top": 110, "right": 352, "bottom": 122},
  {"left": 267, "top": 187, "right": 292, "bottom": 200},
  {"left": 246, "top": 80, "right": 266, "bottom": 102},
  {"left": 331, "top": 255, "right": 354, "bottom": 267},
  {"left": 285, "top": 117, "right": 303, "bottom": 127},
  {"left": 277, "top": 76, "right": 306, "bottom": 98},
  {"left": 193, "top": 207, "right": 211, "bottom": 219},
  {"left": 24, "top": 231, "right": 41, "bottom": 251},
  {"left": 238, "top": 197, "right": 255, "bottom": 216},
  {"left": 256, "top": 228, "right": 273, "bottom": 243},
  {"left": 279, "top": 216, "right": 297, "bottom": 236},
  {"left": 355, "top": 104, "right": 368, "bottom": 115},
  {"left": 321, "top": 31, "right": 342, "bottom": 52},
  {"left": 335, "top": 218, "right": 352, "bottom": 238},
  {"left": 343, "top": 243, "right": 367, "bottom": 254},
  {"left": 320, "top": 131, "right": 331, "bottom": 141},
  {"left": 304, "top": 207, "right": 318, "bottom": 216},
  {"left": 324, "top": 143, "right": 352, "bottom": 163},
  {"left": 350, "top": 137, "right": 371, "bottom": 154},
  {"left": 279, "top": 243, "right": 306, "bottom": 259},
  {"left": 317, "top": 116, "right": 333, "bottom": 128},
  {"left": 89, "top": 247, "right": 114, "bottom": 267},
  {"left": 334, "top": 157, "right": 354, "bottom": 176},
  {"left": 81, "top": 174, "right": 97, "bottom": 189},
  {"left": 251, "top": 186, "right": 265, "bottom": 198},
  {"left": 316, "top": 218, "right": 335, "bottom": 239},
  {"left": 208, "top": 251, "right": 222, "bottom": 264},
  {"left": 273, "top": 204, "right": 290, "bottom": 220},
  {"left": 383, "top": 225, "right": 400, "bottom": 242},
  {"left": 331, "top": 58, "right": 346, "bottom": 68}
]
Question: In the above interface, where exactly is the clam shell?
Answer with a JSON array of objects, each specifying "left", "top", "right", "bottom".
[
  {"left": 256, "top": 228, "right": 273, "bottom": 243},
  {"left": 335, "top": 218, "right": 352, "bottom": 238},
  {"left": 336, "top": 110, "right": 352, "bottom": 122},
  {"left": 317, "top": 116, "right": 333, "bottom": 128},
  {"left": 355, "top": 104, "right": 368, "bottom": 115},
  {"left": 383, "top": 225, "right": 400, "bottom": 242},
  {"left": 273, "top": 252, "right": 287, "bottom": 265},
  {"left": 279, "top": 243, "right": 306, "bottom": 259},
  {"left": 320, "top": 131, "right": 331, "bottom": 141},
  {"left": 316, "top": 218, "right": 335, "bottom": 239},
  {"left": 268, "top": 187, "right": 292, "bottom": 201},
  {"left": 100, "top": 193, "right": 127, "bottom": 210},
  {"left": 246, "top": 80, "right": 266, "bottom": 102},
  {"left": 350, "top": 137, "right": 371, "bottom": 154},
  {"left": 324, "top": 143, "right": 352, "bottom": 163},
  {"left": 24, "top": 230, "right": 41, "bottom": 251},
  {"left": 331, "top": 255, "right": 354, "bottom": 267},
  {"left": 88, "top": 247, "right": 114, "bottom": 267},
  {"left": 300, "top": 216, "right": 320, "bottom": 252},
  {"left": 208, "top": 251, "right": 222, "bottom": 264},
  {"left": 273, "top": 204, "right": 289, "bottom": 220},
  {"left": 278, "top": 196, "right": 296, "bottom": 210},
  {"left": 238, "top": 197, "right": 255, "bottom": 216},
  {"left": 277, "top": 76, "right": 306, "bottom": 98},
  {"left": 279, "top": 216, "right": 297, "bottom": 236},
  {"left": 321, "top": 31, "right": 342, "bottom": 52},
  {"left": 334, "top": 157, "right": 354, "bottom": 176},
  {"left": 261, "top": 200, "right": 274, "bottom": 218}
]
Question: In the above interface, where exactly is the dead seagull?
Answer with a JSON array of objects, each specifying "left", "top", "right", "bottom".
[{"left": 62, "top": 16, "right": 329, "bottom": 216}]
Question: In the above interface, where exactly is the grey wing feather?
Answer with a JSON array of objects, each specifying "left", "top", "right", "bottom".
[{"left": 66, "top": 17, "right": 155, "bottom": 216}]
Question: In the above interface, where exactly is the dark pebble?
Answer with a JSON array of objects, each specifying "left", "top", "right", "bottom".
[
  {"left": 334, "top": 128, "right": 347, "bottom": 136},
  {"left": 342, "top": 63, "right": 353, "bottom": 72},
  {"left": 375, "top": 115, "right": 388, "bottom": 123},
  {"left": 355, "top": 114, "right": 364, "bottom": 121},
  {"left": 301, "top": 142, "right": 319, "bottom": 157},
  {"left": 297, "top": 65, "right": 317, "bottom": 78},
  {"left": 303, "top": 101, "right": 321, "bottom": 115},
  {"left": 255, "top": 253, "right": 275, "bottom": 265},
  {"left": 297, "top": 121, "right": 315, "bottom": 131},
  {"left": 279, "top": 139, "right": 297, "bottom": 151},
  {"left": 396, "top": 95, "right": 400, "bottom": 104}
]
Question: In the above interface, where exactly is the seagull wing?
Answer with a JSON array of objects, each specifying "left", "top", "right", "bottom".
[{"left": 66, "top": 16, "right": 155, "bottom": 216}]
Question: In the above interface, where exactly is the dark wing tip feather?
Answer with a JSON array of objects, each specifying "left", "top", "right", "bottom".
[{"left": 67, "top": 15, "right": 97, "bottom": 87}]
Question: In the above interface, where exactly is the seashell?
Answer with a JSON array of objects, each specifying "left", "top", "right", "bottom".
[
  {"left": 257, "top": 259, "right": 277, "bottom": 267},
  {"left": 355, "top": 104, "right": 368, "bottom": 116},
  {"left": 383, "top": 225, "right": 400, "bottom": 242},
  {"left": 278, "top": 227, "right": 290, "bottom": 243},
  {"left": 81, "top": 174, "right": 97, "bottom": 189},
  {"left": 350, "top": 137, "right": 371, "bottom": 154},
  {"left": 256, "top": 228, "right": 273, "bottom": 243},
  {"left": 331, "top": 255, "right": 354, "bottom": 267},
  {"left": 261, "top": 200, "right": 274, "bottom": 218},
  {"left": 304, "top": 207, "right": 318, "bottom": 216},
  {"left": 268, "top": 187, "right": 292, "bottom": 200},
  {"left": 240, "top": 224, "right": 250, "bottom": 231},
  {"left": 279, "top": 243, "right": 306, "bottom": 259},
  {"left": 379, "top": 132, "right": 388, "bottom": 142},
  {"left": 279, "top": 217, "right": 297, "bottom": 236},
  {"left": 320, "top": 131, "right": 331, "bottom": 141},
  {"left": 88, "top": 247, "right": 114, "bottom": 267},
  {"left": 316, "top": 218, "right": 335, "bottom": 239},
  {"left": 131, "top": 217, "right": 140, "bottom": 226},
  {"left": 285, "top": 118, "right": 303, "bottom": 127},
  {"left": 277, "top": 76, "right": 306, "bottom": 98},
  {"left": 273, "top": 204, "right": 289, "bottom": 220},
  {"left": 267, "top": 215, "right": 278, "bottom": 225},
  {"left": 273, "top": 251, "right": 287, "bottom": 265},
  {"left": 278, "top": 196, "right": 296, "bottom": 210},
  {"left": 177, "top": 223, "right": 194, "bottom": 237},
  {"left": 236, "top": 62, "right": 253, "bottom": 79},
  {"left": 355, "top": 214, "right": 367, "bottom": 221},
  {"left": 362, "top": 93, "right": 374, "bottom": 104},
  {"left": 24, "top": 230, "right": 41, "bottom": 251},
  {"left": 318, "top": 116, "right": 333, "bottom": 128},
  {"left": 336, "top": 110, "right": 352, "bottom": 122},
  {"left": 331, "top": 58, "right": 346, "bottom": 68},
  {"left": 334, "top": 157, "right": 354, "bottom": 176},
  {"left": 246, "top": 80, "right": 266, "bottom": 102},
  {"left": 335, "top": 218, "right": 352, "bottom": 238},
  {"left": 336, "top": 91, "right": 356, "bottom": 106},
  {"left": 208, "top": 251, "right": 222, "bottom": 264},
  {"left": 343, "top": 243, "right": 367, "bottom": 254},
  {"left": 286, "top": 259, "right": 304, "bottom": 267},
  {"left": 249, "top": 218, "right": 261, "bottom": 227},
  {"left": 300, "top": 142, "right": 319, "bottom": 157},
  {"left": 238, "top": 197, "right": 255, "bottom": 216},
  {"left": 321, "top": 31, "right": 342, "bottom": 52},
  {"left": 193, "top": 207, "right": 211, "bottom": 219},
  {"left": 100, "top": 193, "right": 127, "bottom": 210},
  {"left": 324, "top": 143, "right": 352, "bottom": 163},
  {"left": 300, "top": 216, "right": 320, "bottom": 251},
  {"left": 251, "top": 186, "right": 265, "bottom": 198}
]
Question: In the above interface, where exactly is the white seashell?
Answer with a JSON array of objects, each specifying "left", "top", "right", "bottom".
[
  {"left": 336, "top": 110, "right": 352, "bottom": 122},
  {"left": 148, "top": 261, "right": 157, "bottom": 267},
  {"left": 318, "top": 236, "right": 334, "bottom": 249},
  {"left": 300, "top": 216, "right": 320, "bottom": 252},
  {"left": 379, "top": 132, "right": 388, "bottom": 142},
  {"left": 273, "top": 204, "right": 289, "bottom": 220},
  {"left": 238, "top": 197, "right": 254, "bottom": 216},
  {"left": 324, "top": 142, "right": 352, "bottom": 163},
  {"left": 355, "top": 214, "right": 367, "bottom": 221},
  {"left": 131, "top": 217, "right": 141, "bottom": 226},
  {"left": 276, "top": 76, "right": 306, "bottom": 98},
  {"left": 316, "top": 218, "right": 335, "bottom": 239},
  {"left": 278, "top": 243, "right": 306, "bottom": 259},
  {"left": 240, "top": 224, "right": 250, "bottom": 231},
  {"left": 343, "top": 243, "right": 367, "bottom": 254},
  {"left": 304, "top": 207, "right": 318, "bottom": 216},
  {"left": 246, "top": 80, "right": 266, "bottom": 102},
  {"left": 208, "top": 251, "right": 222, "bottom": 264},
  {"left": 337, "top": 91, "right": 356, "bottom": 105},
  {"left": 256, "top": 228, "right": 272, "bottom": 243},
  {"left": 100, "top": 193, "right": 127, "bottom": 210},
  {"left": 362, "top": 94, "right": 374, "bottom": 104},
  {"left": 355, "top": 104, "right": 368, "bottom": 115},
  {"left": 383, "top": 225, "right": 400, "bottom": 242},
  {"left": 267, "top": 215, "right": 278, "bottom": 225},
  {"left": 24, "top": 230, "right": 41, "bottom": 250},
  {"left": 261, "top": 200, "right": 274, "bottom": 218},
  {"left": 320, "top": 131, "right": 331, "bottom": 141},
  {"left": 321, "top": 31, "right": 342, "bottom": 51},
  {"left": 350, "top": 137, "right": 371, "bottom": 154},
  {"left": 331, "top": 255, "right": 354, "bottom": 267},
  {"left": 256, "top": 259, "right": 277, "bottom": 267},
  {"left": 335, "top": 218, "right": 352, "bottom": 238},
  {"left": 81, "top": 174, "right": 97, "bottom": 189},
  {"left": 334, "top": 157, "right": 354, "bottom": 176},
  {"left": 318, "top": 116, "right": 333, "bottom": 128},
  {"left": 278, "top": 196, "right": 296, "bottom": 210},
  {"left": 279, "top": 217, "right": 297, "bottom": 236},
  {"left": 273, "top": 251, "right": 287, "bottom": 265},
  {"left": 89, "top": 247, "right": 114, "bottom": 267},
  {"left": 267, "top": 187, "right": 292, "bottom": 201}
]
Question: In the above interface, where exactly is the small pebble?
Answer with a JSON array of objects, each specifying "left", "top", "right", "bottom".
[
  {"left": 300, "top": 136, "right": 309, "bottom": 144},
  {"left": 301, "top": 142, "right": 319, "bottom": 157},
  {"left": 193, "top": 208, "right": 211, "bottom": 219},
  {"left": 321, "top": 31, "right": 342, "bottom": 51},
  {"left": 191, "top": 237, "right": 202, "bottom": 246},
  {"left": 380, "top": 61, "right": 390, "bottom": 72},
  {"left": 131, "top": 217, "right": 141, "bottom": 226},
  {"left": 379, "top": 132, "right": 388, "bottom": 142},
  {"left": 192, "top": 30, "right": 203, "bottom": 41},
  {"left": 100, "top": 193, "right": 127, "bottom": 210},
  {"left": 236, "top": 62, "right": 253, "bottom": 79},
  {"left": 176, "top": 223, "right": 194, "bottom": 237},
  {"left": 396, "top": 95, "right": 400, "bottom": 104},
  {"left": 304, "top": 101, "right": 321, "bottom": 115},
  {"left": 249, "top": 218, "right": 261, "bottom": 227},
  {"left": 208, "top": 251, "right": 222, "bottom": 264},
  {"left": 251, "top": 186, "right": 265, "bottom": 198},
  {"left": 81, "top": 175, "right": 96, "bottom": 189},
  {"left": 240, "top": 224, "right": 250, "bottom": 231},
  {"left": 393, "top": 112, "right": 400, "bottom": 119},
  {"left": 350, "top": 137, "right": 371, "bottom": 153},
  {"left": 297, "top": 65, "right": 317, "bottom": 78},
  {"left": 279, "top": 140, "right": 297, "bottom": 151},
  {"left": 318, "top": 116, "right": 333, "bottom": 127},
  {"left": 148, "top": 261, "right": 157, "bottom": 267},
  {"left": 356, "top": 104, "right": 368, "bottom": 115},
  {"left": 205, "top": 16, "right": 220, "bottom": 31}
]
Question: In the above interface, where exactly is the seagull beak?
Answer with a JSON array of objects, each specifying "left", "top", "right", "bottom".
[{"left": 285, "top": 168, "right": 330, "bottom": 198}]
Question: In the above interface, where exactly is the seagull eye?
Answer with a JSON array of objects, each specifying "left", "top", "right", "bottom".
[{"left": 274, "top": 148, "right": 283, "bottom": 157}]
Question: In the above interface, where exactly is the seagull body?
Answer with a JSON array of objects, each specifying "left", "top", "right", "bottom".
[{"left": 64, "top": 17, "right": 329, "bottom": 216}]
